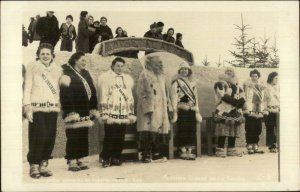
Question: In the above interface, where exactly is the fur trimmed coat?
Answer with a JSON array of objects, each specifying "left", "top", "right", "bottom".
[
  {"left": 136, "top": 70, "right": 170, "bottom": 134},
  {"left": 59, "top": 64, "right": 98, "bottom": 129},
  {"left": 23, "top": 60, "right": 62, "bottom": 113},
  {"left": 97, "top": 70, "right": 136, "bottom": 125}
]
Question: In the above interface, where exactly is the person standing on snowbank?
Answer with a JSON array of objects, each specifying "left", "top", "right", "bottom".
[
  {"left": 263, "top": 72, "right": 280, "bottom": 153},
  {"left": 213, "top": 67, "right": 246, "bottom": 158},
  {"left": 97, "top": 57, "right": 136, "bottom": 168},
  {"left": 136, "top": 55, "right": 171, "bottom": 163},
  {"left": 76, "top": 11, "right": 90, "bottom": 53},
  {"left": 170, "top": 62, "right": 202, "bottom": 160},
  {"left": 23, "top": 43, "right": 62, "bottom": 179},
  {"left": 243, "top": 69, "right": 268, "bottom": 154},
  {"left": 36, "top": 11, "right": 60, "bottom": 49},
  {"left": 59, "top": 15, "right": 77, "bottom": 52},
  {"left": 59, "top": 52, "right": 99, "bottom": 171}
]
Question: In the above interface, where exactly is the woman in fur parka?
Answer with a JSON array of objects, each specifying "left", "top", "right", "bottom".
[
  {"left": 97, "top": 57, "right": 136, "bottom": 168},
  {"left": 136, "top": 55, "right": 171, "bottom": 163},
  {"left": 59, "top": 52, "right": 99, "bottom": 171},
  {"left": 213, "top": 67, "right": 246, "bottom": 158},
  {"left": 170, "top": 62, "right": 202, "bottom": 160},
  {"left": 23, "top": 43, "right": 62, "bottom": 179}
]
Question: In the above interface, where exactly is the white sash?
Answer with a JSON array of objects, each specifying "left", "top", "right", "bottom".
[{"left": 69, "top": 65, "right": 92, "bottom": 100}]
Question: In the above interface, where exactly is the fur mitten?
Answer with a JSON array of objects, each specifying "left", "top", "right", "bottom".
[
  {"left": 89, "top": 109, "right": 100, "bottom": 120},
  {"left": 59, "top": 75, "right": 71, "bottom": 87},
  {"left": 195, "top": 113, "right": 202, "bottom": 122},
  {"left": 129, "top": 115, "right": 137, "bottom": 124},
  {"left": 171, "top": 112, "right": 178, "bottom": 123}
]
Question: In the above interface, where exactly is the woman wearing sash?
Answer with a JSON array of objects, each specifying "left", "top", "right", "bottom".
[
  {"left": 213, "top": 67, "right": 246, "bottom": 157},
  {"left": 59, "top": 52, "right": 99, "bottom": 171},
  {"left": 97, "top": 57, "right": 136, "bottom": 168},
  {"left": 243, "top": 69, "right": 268, "bottom": 154},
  {"left": 170, "top": 62, "right": 202, "bottom": 160},
  {"left": 23, "top": 43, "right": 62, "bottom": 178}
]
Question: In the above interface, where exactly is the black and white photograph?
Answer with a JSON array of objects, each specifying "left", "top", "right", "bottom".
[{"left": 1, "top": 1, "right": 299, "bottom": 191}]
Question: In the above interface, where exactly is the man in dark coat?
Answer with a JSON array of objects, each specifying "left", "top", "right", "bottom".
[
  {"left": 99, "top": 16, "right": 113, "bottom": 42},
  {"left": 156, "top": 21, "right": 164, "bottom": 40},
  {"left": 36, "top": 11, "right": 60, "bottom": 48},
  {"left": 76, "top": 11, "right": 90, "bottom": 53},
  {"left": 144, "top": 22, "right": 159, "bottom": 39}
]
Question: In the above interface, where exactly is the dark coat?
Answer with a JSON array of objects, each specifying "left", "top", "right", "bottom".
[
  {"left": 144, "top": 30, "right": 159, "bottom": 39},
  {"left": 99, "top": 25, "right": 113, "bottom": 42},
  {"left": 175, "top": 39, "right": 184, "bottom": 48},
  {"left": 60, "top": 64, "right": 98, "bottom": 129},
  {"left": 89, "top": 26, "right": 101, "bottom": 53},
  {"left": 36, "top": 15, "right": 60, "bottom": 46},
  {"left": 76, "top": 17, "right": 90, "bottom": 53},
  {"left": 162, "top": 34, "right": 175, "bottom": 43}
]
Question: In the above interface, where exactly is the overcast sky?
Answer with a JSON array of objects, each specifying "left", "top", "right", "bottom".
[{"left": 21, "top": 1, "right": 280, "bottom": 66}]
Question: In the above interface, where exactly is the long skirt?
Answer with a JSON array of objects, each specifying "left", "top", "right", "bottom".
[
  {"left": 176, "top": 109, "right": 196, "bottom": 147},
  {"left": 139, "top": 131, "right": 169, "bottom": 157},
  {"left": 60, "top": 37, "right": 73, "bottom": 52},
  {"left": 27, "top": 112, "right": 58, "bottom": 164},
  {"left": 65, "top": 127, "right": 89, "bottom": 160}
]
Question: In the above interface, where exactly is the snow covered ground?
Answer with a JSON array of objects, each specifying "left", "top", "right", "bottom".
[{"left": 23, "top": 150, "right": 278, "bottom": 183}]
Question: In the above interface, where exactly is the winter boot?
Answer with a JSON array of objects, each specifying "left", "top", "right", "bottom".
[
  {"left": 253, "top": 144, "right": 264, "bottom": 154},
  {"left": 30, "top": 164, "right": 41, "bottom": 179},
  {"left": 77, "top": 158, "right": 89, "bottom": 170},
  {"left": 179, "top": 147, "right": 189, "bottom": 160},
  {"left": 111, "top": 158, "right": 123, "bottom": 166},
  {"left": 39, "top": 160, "right": 53, "bottom": 177},
  {"left": 269, "top": 144, "right": 278, "bottom": 153},
  {"left": 227, "top": 148, "right": 243, "bottom": 157},
  {"left": 187, "top": 148, "right": 196, "bottom": 160},
  {"left": 215, "top": 147, "right": 226, "bottom": 158},
  {"left": 247, "top": 144, "right": 254, "bottom": 154},
  {"left": 68, "top": 159, "right": 81, "bottom": 171},
  {"left": 101, "top": 158, "right": 111, "bottom": 168},
  {"left": 141, "top": 155, "right": 151, "bottom": 163},
  {"left": 151, "top": 153, "right": 167, "bottom": 163}
]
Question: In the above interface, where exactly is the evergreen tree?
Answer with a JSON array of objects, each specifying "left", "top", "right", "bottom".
[
  {"left": 249, "top": 38, "right": 260, "bottom": 68},
  {"left": 228, "top": 14, "right": 252, "bottom": 67},
  {"left": 256, "top": 34, "right": 270, "bottom": 67},
  {"left": 269, "top": 33, "right": 279, "bottom": 68},
  {"left": 202, "top": 55, "right": 210, "bottom": 66},
  {"left": 215, "top": 55, "right": 222, "bottom": 67}
]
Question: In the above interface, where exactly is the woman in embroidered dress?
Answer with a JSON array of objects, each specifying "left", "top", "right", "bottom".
[
  {"left": 213, "top": 67, "right": 246, "bottom": 157},
  {"left": 243, "top": 69, "right": 268, "bottom": 154},
  {"left": 97, "top": 57, "right": 136, "bottom": 168},
  {"left": 23, "top": 43, "right": 62, "bottom": 179},
  {"left": 263, "top": 72, "right": 279, "bottom": 153},
  {"left": 59, "top": 52, "right": 99, "bottom": 171},
  {"left": 170, "top": 62, "right": 202, "bottom": 160}
]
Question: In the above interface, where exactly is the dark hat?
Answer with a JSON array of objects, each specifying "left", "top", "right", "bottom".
[
  {"left": 157, "top": 21, "right": 164, "bottom": 27},
  {"left": 176, "top": 33, "right": 182, "bottom": 38},
  {"left": 100, "top": 16, "right": 107, "bottom": 21},
  {"left": 66, "top": 15, "right": 73, "bottom": 21},
  {"left": 150, "top": 22, "right": 157, "bottom": 29},
  {"left": 80, "top": 11, "right": 88, "bottom": 18},
  {"left": 48, "top": 11, "right": 55, "bottom": 13}
]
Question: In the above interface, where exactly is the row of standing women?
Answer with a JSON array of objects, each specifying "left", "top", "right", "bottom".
[{"left": 23, "top": 43, "right": 279, "bottom": 179}]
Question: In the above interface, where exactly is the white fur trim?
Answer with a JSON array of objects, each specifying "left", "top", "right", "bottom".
[
  {"left": 262, "top": 110, "right": 269, "bottom": 116},
  {"left": 59, "top": 75, "right": 71, "bottom": 87},
  {"left": 128, "top": 115, "right": 137, "bottom": 124},
  {"left": 106, "top": 118, "right": 130, "bottom": 125},
  {"left": 65, "top": 120, "right": 94, "bottom": 129},
  {"left": 177, "top": 103, "right": 192, "bottom": 111},
  {"left": 90, "top": 109, "right": 100, "bottom": 118},
  {"left": 32, "top": 107, "right": 60, "bottom": 113},
  {"left": 64, "top": 113, "right": 81, "bottom": 123},
  {"left": 195, "top": 113, "right": 202, "bottom": 122},
  {"left": 23, "top": 105, "right": 32, "bottom": 114}
]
